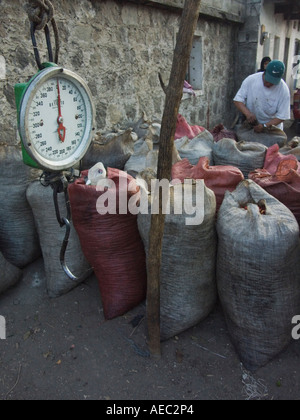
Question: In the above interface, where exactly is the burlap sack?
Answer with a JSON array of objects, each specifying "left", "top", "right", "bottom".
[
  {"left": 217, "top": 180, "right": 300, "bottom": 371},
  {"left": 138, "top": 182, "right": 217, "bottom": 340},
  {"left": 0, "top": 144, "right": 41, "bottom": 268},
  {"left": 236, "top": 122, "right": 287, "bottom": 148},
  {"left": 0, "top": 251, "right": 22, "bottom": 295},
  {"left": 27, "top": 181, "right": 92, "bottom": 297},
  {"left": 213, "top": 138, "right": 267, "bottom": 179}
]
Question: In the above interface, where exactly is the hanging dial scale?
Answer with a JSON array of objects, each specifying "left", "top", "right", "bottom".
[
  {"left": 15, "top": 64, "right": 95, "bottom": 172},
  {"left": 14, "top": 1, "right": 96, "bottom": 282}
]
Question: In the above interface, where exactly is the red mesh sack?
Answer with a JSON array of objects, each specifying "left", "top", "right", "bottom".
[
  {"left": 250, "top": 165, "right": 300, "bottom": 227},
  {"left": 209, "top": 123, "right": 238, "bottom": 143},
  {"left": 264, "top": 144, "right": 300, "bottom": 175},
  {"left": 172, "top": 157, "right": 244, "bottom": 211},
  {"left": 175, "top": 114, "right": 205, "bottom": 140},
  {"left": 68, "top": 168, "right": 147, "bottom": 320}
]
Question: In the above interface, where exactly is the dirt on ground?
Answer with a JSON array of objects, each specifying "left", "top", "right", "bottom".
[
  {"left": 0, "top": 257, "right": 300, "bottom": 401},
  {"left": 0, "top": 121, "right": 299, "bottom": 401}
]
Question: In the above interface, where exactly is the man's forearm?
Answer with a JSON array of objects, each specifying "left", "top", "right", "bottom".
[
  {"left": 234, "top": 101, "right": 249, "bottom": 116},
  {"left": 265, "top": 118, "right": 284, "bottom": 128},
  {"left": 234, "top": 101, "right": 257, "bottom": 123},
  {"left": 254, "top": 118, "right": 285, "bottom": 133}
]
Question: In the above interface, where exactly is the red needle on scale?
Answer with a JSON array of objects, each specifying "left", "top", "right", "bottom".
[{"left": 57, "top": 80, "right": 66, "bottom": 143}]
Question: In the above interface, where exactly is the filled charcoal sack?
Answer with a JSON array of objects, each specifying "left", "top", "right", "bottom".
[
  {"left": 175, "top": 129, "right": 215, "bottom": 166},
  {"left": 213, "top": 138, "right": 267, "bottom": 179},
  {"left": 68, "top": 168, "right": 147, "bottom": 320},
  {"left": 250, "top": 167, "right": 300, "bottom": 229},
  {"left": 27, "top": 181, "right": 92, "bottom": 297},
  {"left": 280, "top": 137, "right": 300, "bottom": 161},
  {"left": 263, "top": 144, "right": 300, "bottom": 175},
  {"left": 172, "top": 157, "right": 244, "bottom": 212},
  {"left": 0, "top": 251, "right": 22, "bottom": 295},
  {"left": 138, "top": 181, "right": 217, "bottom": 341},
  {"left": 125, "top": 138, "right": 181, "bottom": 178},
  {"left": 236, "top": 121, "right": 287, "bottom": 148},
  {"left": 81, "top": 129, "right": 134, "bottom": 171},
  {"left": 124, "top": 138, "right": 155, "bottom": 178},
  {"left": 175, "top": 114, "right": 205, "bottom": 140},
  {"left": 217, "top": 180, "right": 300, "bottom": 371},
  {"left": 0, "top": 144, "right": 41, "bottom": 268}
]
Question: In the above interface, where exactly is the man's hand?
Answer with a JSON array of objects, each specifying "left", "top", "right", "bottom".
[
  {"left": 245, "top": 112, "right": 258, "bottom": 125},
  {"left": 254, "top": 124, "right": 264, "bottom": 133},
  {"left": 234, "top": 101, "right": 257, "bottom": 125}
]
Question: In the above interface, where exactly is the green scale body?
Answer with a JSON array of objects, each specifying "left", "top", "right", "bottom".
[
  {"left": 14, "top": 63, "right": 95, "bottom": 172},
  {"left": 15, "top": 62, "right": 58, "bottom": 169}
]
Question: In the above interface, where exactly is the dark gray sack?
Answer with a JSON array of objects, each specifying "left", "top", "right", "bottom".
[
  {"left": 0, "top": 251, "right": 22, "bottom": 295},
  {"left": 174, "top": 130, "right": 215, "bottom": 165},
  {"left": 138, "top": 182, "right": 217, "bottom": 341},
  {"left": 236, "top": 122, "right": 287, "bottom": 148},
  {"left": 213, "top": 138, "right": 267, "bottom": 179},
  {"left": 81, "top": 129, "right": 134, "bottom": 171},
  {"left": 0, "top": 144, "right": 41, "bottom": 268},
  {"left": 27, "top": 181, "right": 92, "bottom": 297},
  {"left": 217, "top": 180, "right": 300, "bottom": 371}
]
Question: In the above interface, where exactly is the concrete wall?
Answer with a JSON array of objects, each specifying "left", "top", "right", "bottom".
[
  {"left": 236, "top": 0, "right": 262, "bottom": 89},
  {"left": 0, "top": 0, "right": 244, "bottom": 146},
  {"left": 127, "top": 0, "right": 245, "bottom": 23},
  {"left": 258, "top": 0, "right": 300, "bottom": 95}
]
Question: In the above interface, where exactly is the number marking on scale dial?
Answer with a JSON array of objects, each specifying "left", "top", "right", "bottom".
[{"left": 27, "top": 78, "right": 87, "bottom": 162}]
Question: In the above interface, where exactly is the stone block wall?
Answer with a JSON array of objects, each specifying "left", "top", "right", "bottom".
[{"left": 0, "top": 0, "right": 243, "bottom": 145}]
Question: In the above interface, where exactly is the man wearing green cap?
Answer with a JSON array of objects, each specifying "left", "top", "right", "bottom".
[{"left": 234, "top": 60, "right": 290, "bottom": 132}]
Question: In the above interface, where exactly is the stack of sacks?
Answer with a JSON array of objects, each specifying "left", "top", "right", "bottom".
[
  {"left": 249, "top": 144, "right": 300, "bottom": 227},
  {"left": 175, "top": 130, "right": 214, "bottom": 166},
  {"left": 280, "top": 137, "right": 300, "bottom": 161},
  {"left": 81, "top": 129, "right": 135, "bottom": 171},
  {"left": 172, "top": 157, "right": 244, "bottom": 211},
  {"left": 213, "top": 138, "right": 267, "bottom": 179},
  {"left": 175, "top": 114, "right": 205, "bottom": 140},
  {"left": 236, "top": 122, "right": 287, "bottom": 148}
]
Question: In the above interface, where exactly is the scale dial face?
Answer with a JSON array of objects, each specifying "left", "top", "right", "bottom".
[{"left": 19, "top": 67, "right": 95, "bottom": 172}]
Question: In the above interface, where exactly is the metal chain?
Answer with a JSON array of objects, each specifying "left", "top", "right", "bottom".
[{"left": 25, "top": 0, "right": 60, "bottom": 69}]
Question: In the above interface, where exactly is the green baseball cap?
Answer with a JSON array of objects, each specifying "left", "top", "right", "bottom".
[{"left": 265, "top": 60, "right": 285, "bottom": 85}]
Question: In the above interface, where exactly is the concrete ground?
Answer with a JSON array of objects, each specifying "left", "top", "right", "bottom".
[{"left": 0, "top": 120, "right": 299, "bottom": 401}]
